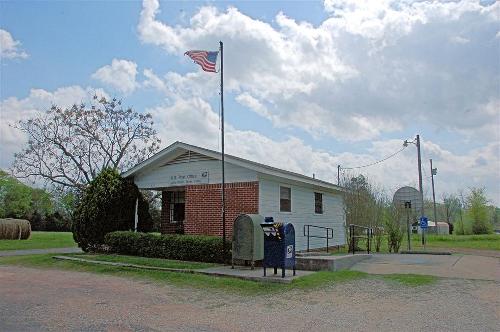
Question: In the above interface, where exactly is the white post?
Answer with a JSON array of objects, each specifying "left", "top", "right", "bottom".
[{"left": 134, "top": 198, "right": 139, "bottom": 232}]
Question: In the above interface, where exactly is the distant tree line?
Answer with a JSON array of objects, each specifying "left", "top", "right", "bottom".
[
  {"left": 0, "top": 169, "right": 73, "bottom": 231},
  {"left": 341, "top": 173, "right": 497, "bottom": 252}
]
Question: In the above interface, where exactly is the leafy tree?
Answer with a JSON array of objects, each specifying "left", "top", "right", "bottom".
[
  {"left": 0, "top": 170, "right": 32, "bottom": 218},
  {"left": 465, "top": 188, "right": 492, "bottom": 234},
  {"left": 0, "top": 169, "right": 53, "bottom": 218},
  {"left": 12, "top": 96, "right": 160, "bottom": 191},
  {"left": 72, "top": 168, "right": 153, "bottom": 251},
  {"left": 0, "top": 169, "right": 73, "bottom": 231},
  {"left": 441, "top": 193, "right": 461, "bottom": 224}
]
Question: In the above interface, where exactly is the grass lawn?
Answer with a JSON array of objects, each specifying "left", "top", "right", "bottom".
[
  {"left": 75, "top": 254, "right": 217, "bottom": 270},
  {"left": 0, "top": 232, "right": 77, "bottom": 251},
  {"left": 0, "top": 253, "right": 436, "bottom": 294},
  {"left": 381, "top": 274, "right": 437, "bottom": 286},
  {"left": 335, "top": 233, "right": 499, "bottom": 254},
  {"left": 421, "top": 234, "right": 500, "bottom": 251}
]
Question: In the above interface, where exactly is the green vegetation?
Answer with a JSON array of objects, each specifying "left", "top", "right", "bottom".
[
  {"left": 463, "top": 188, "right": 493, "bottom": 234},
  {"left": 382, "top": 274, "right": 437, "bottom": 286},
  {"left": 422, "top": 234, "right": 499, "bottom": 251},
  {"left": 291, "top": 270, "right": 368, "bottom": 289},
  {"left": 0, "top": 170, "right": 73, "bottom": 231},
  {"left": 75, "top": 254, "right": 216, "bottom": 270},
  {"left": 334, "top": 233, "right": 499, "bottom": 254},
  {"left": 105, "top": 231, "right": 229, "bottom": 263},
  {"left": 0, "top": 170, "right": 52, "bottom": 218},
  {"left": 0, "top": 254, "right": 362, "bottom": 295},
  {"left": 72, "top": 168, "right": 153, "bottom": 251},
  {"left": 0, "top": 231, "right": 77, "bottom": 250}
]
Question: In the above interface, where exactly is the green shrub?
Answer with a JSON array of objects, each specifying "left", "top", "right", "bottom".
[
  {"left": 104, "top": 231, "right": 230, "bottom": 263},
  {"left": 465, "top": 188, "right": 493, "bottom": 235},
  {"left": 72, "top": 168, "right": 153, "bottom": 251},
  {"left": 385, "top": 206, "right": 403, "bottom": 253}
]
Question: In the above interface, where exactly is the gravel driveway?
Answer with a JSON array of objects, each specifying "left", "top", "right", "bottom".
[{"left": 1, "top": 266, "right": 498, "bottom": 332}]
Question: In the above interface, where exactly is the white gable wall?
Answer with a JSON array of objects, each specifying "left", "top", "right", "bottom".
[
  {"left": 134, "top": 160, "right": 258, "bottom": 189},
  {"left": 258, "top": 176, "right": 346, "bottom": 251}
]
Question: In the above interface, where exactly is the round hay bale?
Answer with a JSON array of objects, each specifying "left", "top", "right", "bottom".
[{"left": 0, "top": 218, "right": 32, "bottom": 240}]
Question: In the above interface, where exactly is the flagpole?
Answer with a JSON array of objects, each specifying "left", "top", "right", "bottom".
[{"left": 220, "top": 41, "right": 226, "bottom": 260}]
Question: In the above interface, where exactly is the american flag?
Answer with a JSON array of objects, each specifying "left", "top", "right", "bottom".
[{"left": 184, "top": 50, "right": 219, "bottom": 72}]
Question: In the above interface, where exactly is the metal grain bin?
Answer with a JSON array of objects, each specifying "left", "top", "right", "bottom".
[{"left": 231, "top": 214, "right": 264, "bottom": 269}]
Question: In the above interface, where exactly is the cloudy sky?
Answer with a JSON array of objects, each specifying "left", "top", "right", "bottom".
[{"left": 1, "top": 0, "right": 499, "bottom": 205}]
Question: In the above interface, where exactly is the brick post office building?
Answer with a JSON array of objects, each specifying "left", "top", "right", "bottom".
[{"left": 124, "top": 141, "right": 347, "bottom": 251}]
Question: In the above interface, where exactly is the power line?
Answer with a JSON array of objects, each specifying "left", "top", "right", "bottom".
[{"left": 341, "top": 145, "right": 407, "bottom": 170}]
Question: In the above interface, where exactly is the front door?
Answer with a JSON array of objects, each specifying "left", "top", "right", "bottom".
[{"left": 168, "top": 191, "right": 185, "bottom": 233}]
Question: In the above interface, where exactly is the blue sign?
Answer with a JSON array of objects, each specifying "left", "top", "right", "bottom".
[{"left": 420, "top": 217, "right": 428, "bottom": 229}]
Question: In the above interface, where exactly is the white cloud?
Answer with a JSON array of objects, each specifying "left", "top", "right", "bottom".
[
  {"left": 143, "top": 68, "right": 167, "bottom": 92},
  {"left": 0, "top": 86, "right": 107, "bottom": 170},
  {"left": 235, "top": 92, "right": 274, "bottom": 120},
  {"left": 137, "top": 0, "right": 500, "bottom": 203},
  {"left": 149, "top": 99, "right": 500, "bottom": 204},
  {"left": 0, "top": 29, "right": 28, "bottom": 59},
  {"left": 450, "top": 35, "right": 470, "bottom": 44},
  {"left": 92, "top": 59, "right": 138, "bottom": 94},
  {"left": 137, "top": 0, "right": 499, "bottom": 142}
]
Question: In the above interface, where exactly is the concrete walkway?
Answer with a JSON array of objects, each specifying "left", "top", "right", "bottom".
[
  {"left": 52, "top": 255, "right": 312, "bottom": 284},
  {"left": 201, "top": 265, "right": 313, "bottom": 283},
  {"left": 0, "top": 247, "right": 82, "bottom": 257},
  {"left": 351, "top": 253, "right": 500, "bottom": 281}
]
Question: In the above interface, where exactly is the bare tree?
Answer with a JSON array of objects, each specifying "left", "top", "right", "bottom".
[
  {"left": 341, "top": 172, "right": 387, "bottom": 251},
  {"left": 12, "top": 96, "right": 160, "bottom": 190}
]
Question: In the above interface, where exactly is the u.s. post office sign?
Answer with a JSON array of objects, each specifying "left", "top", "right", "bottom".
[{"left": 168, "top": 170, "right": 209, "bottom": 186}]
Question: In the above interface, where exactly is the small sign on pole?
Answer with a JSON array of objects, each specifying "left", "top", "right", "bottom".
[
  {"left": 419, "top": 216, "right": 428, "bottom": 250},
  {"left": 419, "top": 216, "right": 428, "bottom": 229}
]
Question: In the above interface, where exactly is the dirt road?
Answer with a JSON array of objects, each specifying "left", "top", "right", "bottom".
[{"left": 1, "top": 266, "right": 498, "bottom": 331}]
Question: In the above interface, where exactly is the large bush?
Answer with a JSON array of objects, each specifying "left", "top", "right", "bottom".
[
  {"left": 385, "top": 206, "right": 404, "bottom": 253},
  {"left": 105, "top": 231, "right": 229, "bottom": 263},
  {"left": 466, "top": 188, "right": 492, "bottom": 235},
  {"left": 72, "top": 168, "right": 152, "bottom": 251}
]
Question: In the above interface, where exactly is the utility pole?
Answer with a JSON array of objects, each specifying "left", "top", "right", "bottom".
[
  {"left": 416, "top": 135, "right": 424, "bottom": 217},
  {"left": 404, "top": 134, "right": 425, "bottom": 247},
  {"left": 337, "top": 165, "right": 341, "bottom": 185},
  {"left": 430, "top": 159, "right": 437, "bottom": 233}
]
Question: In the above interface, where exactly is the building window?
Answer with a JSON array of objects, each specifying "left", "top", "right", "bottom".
[
  {"left": 315, "top": 192, "right": 323, "bottom": 214},
  {"left": 280, "top": 186, "right": 291, "bottom": 212},
  {"left": 168, "top": 191, "right": 185, "bottom": 223}
]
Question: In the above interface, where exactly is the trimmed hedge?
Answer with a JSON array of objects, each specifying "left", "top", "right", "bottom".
[{"left": 104, "top": 231, "right": 230, "bottom": 263}]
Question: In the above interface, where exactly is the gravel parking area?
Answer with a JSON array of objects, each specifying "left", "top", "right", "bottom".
[{"left": 1, "top": 266, "right": 499, "bottom": 331}]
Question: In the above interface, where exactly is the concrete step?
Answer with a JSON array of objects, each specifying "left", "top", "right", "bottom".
[{"left": 296, "top": 254, "right": 372, "bottom": 271}]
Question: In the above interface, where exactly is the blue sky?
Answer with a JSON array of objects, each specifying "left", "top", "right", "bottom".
[{"left": 1, "top": 0, "right": 499, "bottom": 205}]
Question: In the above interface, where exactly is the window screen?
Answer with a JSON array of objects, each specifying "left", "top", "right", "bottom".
[{"left": 280, "top": 186, "right": 291, "bottom": 212}]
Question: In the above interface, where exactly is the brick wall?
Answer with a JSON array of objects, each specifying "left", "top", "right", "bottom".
[{"left": 184, "top": 181, "right": 259, "bottom": 237}]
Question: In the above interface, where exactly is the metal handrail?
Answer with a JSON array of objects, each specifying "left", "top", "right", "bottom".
[
  {"left": 349, "top": 224, "right": 373, "bottom": 254},
  {"left": 303, "top": 225, "right": 334, "bottom": 252}
]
